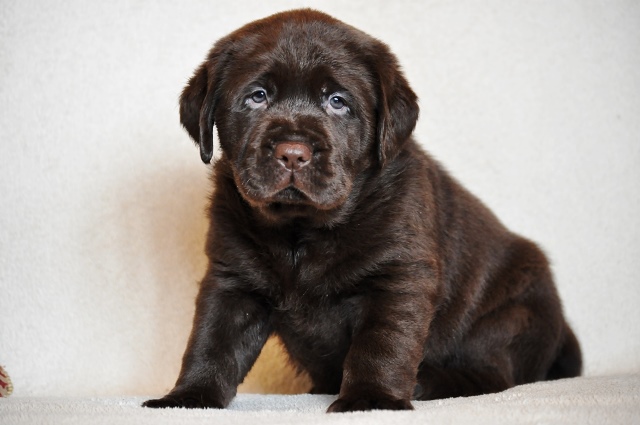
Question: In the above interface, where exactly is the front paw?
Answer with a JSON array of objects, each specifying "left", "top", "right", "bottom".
[
  {"left": 142, "top": 392, "right": 225, "bottom": 409},
  {"left": 327, "top": 397, "right": 413, "bottom": 413}
]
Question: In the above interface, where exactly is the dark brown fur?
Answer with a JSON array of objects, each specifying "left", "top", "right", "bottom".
[{"left": 144, "top": 9, "right": 581, "bottom": 412}]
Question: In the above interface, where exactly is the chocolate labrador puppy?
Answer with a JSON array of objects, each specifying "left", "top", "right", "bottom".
[{"left": 144, "top": 9, "right": 581, "bottom": 412}]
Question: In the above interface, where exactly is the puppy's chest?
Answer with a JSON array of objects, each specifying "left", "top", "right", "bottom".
[
  {"left": 259, "top": 236, "right": 363, "bottom": 326},
  {"left": 260, "top": 232, "right": 340, "bottom": 290},
  {"left": 271, "top": 282, "right": 363, "bottom": 356}
]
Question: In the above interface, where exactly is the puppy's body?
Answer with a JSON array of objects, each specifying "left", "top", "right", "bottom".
[{"left": 144, "top": 10, "right": 581, "bottom": 412}]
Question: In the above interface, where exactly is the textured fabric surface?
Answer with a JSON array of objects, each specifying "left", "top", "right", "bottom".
[{"left": 1, "top": 375, "right": 638, "bottom": 425}]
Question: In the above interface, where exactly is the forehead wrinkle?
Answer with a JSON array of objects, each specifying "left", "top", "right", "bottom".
[{"left": 274, "top": 20, "right": 360, "bottom": 72}]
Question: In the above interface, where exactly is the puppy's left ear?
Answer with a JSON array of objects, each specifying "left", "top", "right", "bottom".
[
  {"left": 179, "top": 43, "right": 230, "bottom": 164},
  {"left": 370, "top": 43, "right": 419, "bottom": 166}
]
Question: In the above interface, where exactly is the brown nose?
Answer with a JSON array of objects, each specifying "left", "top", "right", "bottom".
[{"left": 274, "top": 142, "right": 312, "bottom": 171}]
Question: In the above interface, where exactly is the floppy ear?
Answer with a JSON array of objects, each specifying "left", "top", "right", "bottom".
[
  {"left": 370, "top": 44, "right": 419, "bottom": 166},
  {"left": 179, "top": 45, "right": 229, "bottom": 164}
]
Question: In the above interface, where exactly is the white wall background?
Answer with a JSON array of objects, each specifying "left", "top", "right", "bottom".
[{"left": 1, "top": 0, "right": 639, "bottom": 397}]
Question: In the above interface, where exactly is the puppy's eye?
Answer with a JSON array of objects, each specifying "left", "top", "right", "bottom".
[
  {"left": 251, "top": 90, "right": 267, "bottom": 103},
  {"left": 327, "top": 95, "right": 349, "bottom": 115},
  {"left": 246, "top": 89, "right": 268, "bottom": 109},
  {"left": 329, "top": 96, "right": 345, "bottom": 109}
]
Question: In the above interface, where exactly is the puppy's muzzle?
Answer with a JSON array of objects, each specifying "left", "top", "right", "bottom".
[{"left": 275, "top": 142, "right": 312, "bottom": 171}]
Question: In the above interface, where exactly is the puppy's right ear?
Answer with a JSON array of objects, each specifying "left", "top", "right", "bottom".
[
  {"left": 179, "top": 64, "right": 211, "bottom": 163},
  {"left": 179, "top": 45, "right": 229, "bottom": 164}
]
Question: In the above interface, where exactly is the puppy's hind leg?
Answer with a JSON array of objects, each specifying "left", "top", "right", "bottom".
[
  {"left": 413, "top": 364, "right": 511, "bottom": 400},
  {"left": 415, "top": 299, "right": 561, "bottom": 400},
  {"left": 545, "top": 324, "right": 582, "bottom": 380}
]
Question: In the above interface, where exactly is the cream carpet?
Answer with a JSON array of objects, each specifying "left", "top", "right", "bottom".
[{"left": 1, "top": 374, "right": 638, "bottom": 425}]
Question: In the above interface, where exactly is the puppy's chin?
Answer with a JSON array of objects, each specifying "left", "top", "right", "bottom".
[
  {"left": 260, "top": 202, "right": 321, "bottom": 222},
  {"left": 272, "top": 187, "right": 310, "bottom": 204},
  {"left": 241, "top": 185, "right": 350, "bottom": 225}
]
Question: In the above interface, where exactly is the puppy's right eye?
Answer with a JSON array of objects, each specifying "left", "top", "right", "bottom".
[
  {"left": 251, "top": 90, "right": 267, "bottom": 103},
  {"left": 246, "top": 90, "right": 268, "bottom": 109}
]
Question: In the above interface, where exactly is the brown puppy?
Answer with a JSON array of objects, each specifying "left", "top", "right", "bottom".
[{"left": 144, "top": 9, "right": 581, "bottom": 412}]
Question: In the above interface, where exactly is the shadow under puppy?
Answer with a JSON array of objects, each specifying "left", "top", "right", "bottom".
[{"left": 144, "top": 9, "right": 581, "bottom": 412}]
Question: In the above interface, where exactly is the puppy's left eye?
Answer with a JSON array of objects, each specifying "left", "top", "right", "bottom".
[
  {"left": 327, "top": 95, "right": 349, "bottom": 115},
  {"left": 330, "top": 96, "right": 345, "bottom": 109}
]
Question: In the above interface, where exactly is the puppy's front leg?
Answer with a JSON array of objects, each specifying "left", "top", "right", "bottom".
[
  {"left": 328, "top": 290, "right": 430, "bottom": 412},
  {"left": 143, "top": 275, "right": 271, "bottom": 409}
]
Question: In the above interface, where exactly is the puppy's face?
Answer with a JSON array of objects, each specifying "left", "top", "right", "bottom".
[
  {"left": 180, "top": 10, "right": 419, "bottom": 224},
  {"left": 215, "top": 29, "right": 377, "bottom": 220}
]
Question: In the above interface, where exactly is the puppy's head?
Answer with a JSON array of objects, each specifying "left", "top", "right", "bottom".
[{"left": 180, "top": 9, "right": 418, "bottom": 223}]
